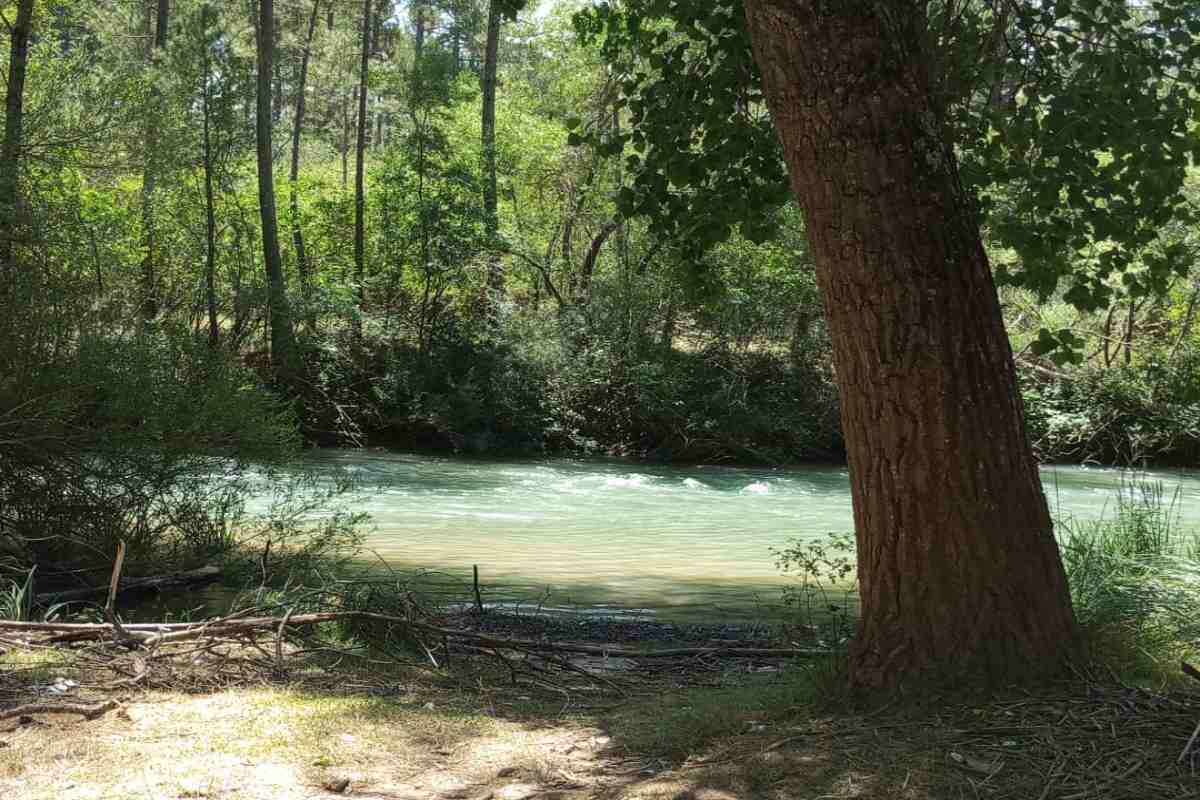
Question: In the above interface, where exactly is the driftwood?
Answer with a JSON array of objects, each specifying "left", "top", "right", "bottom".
[
  {"left": 34, "top": 564, "right": 222, "bottom": 605},
  {"left": 0, "top": 613, "right": 830, "bottom": 659},
  {"left": 0, "top": 700, "right": 118, "bottom": 722}
]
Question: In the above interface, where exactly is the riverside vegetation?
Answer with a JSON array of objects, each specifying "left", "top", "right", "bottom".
[{"left": 3, "top": 0, "right": 1200, "bottom": 797}]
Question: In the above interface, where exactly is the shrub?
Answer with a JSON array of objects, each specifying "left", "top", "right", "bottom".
[
  {"left": 1021, "top": 359, "right": 1200, "bottom": 465},
  {"left": 772, "top": 532, "right": 857, "bottom": 649},
  {"left": 0, "top": 327, "right": 301, "bottom": 583}
]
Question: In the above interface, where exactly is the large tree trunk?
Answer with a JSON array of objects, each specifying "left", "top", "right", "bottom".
[
  {"left": 481, "top": 1, "right": 504, "bottom": 310},
  {"left": 0, "top": 0, "right": 34, "bottom": 275},
  {"left": 254, "top": 0, "right": 298, "bottom": 386},
  {"left": 140, "top": 0, "right": 170, "bottom": 321},
  {"left": 290, "top": 0, "right": 321, "bottom": 329},
  {"left": 354, "top": 0, "right": 372, "bottom": 334},
  {"left": 201, "top": 3, "right": 219, "bottom": 349},
  {"left": 743, "top": 1, "right": 1082, "bottom": 691}
]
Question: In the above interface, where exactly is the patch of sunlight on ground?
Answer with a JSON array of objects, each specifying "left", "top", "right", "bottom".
[{"left": 0, "top": 687, "right": 585, "bottom": 800}]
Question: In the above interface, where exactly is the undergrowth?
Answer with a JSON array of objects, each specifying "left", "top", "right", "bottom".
[
  {"left": 1056, "top": 479, "right": 1200, "bottom": 685},
  {"left": 774, "top": 478, "right": 1200, "bottom": 687}
]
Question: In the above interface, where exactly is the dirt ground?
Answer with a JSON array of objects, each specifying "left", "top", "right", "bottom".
[
  {"left": 3, "top": 613, "right": 1199, "bottom": 800},
  {"left": 5, "top": 673, "right": 1200, "bottom": 800}
]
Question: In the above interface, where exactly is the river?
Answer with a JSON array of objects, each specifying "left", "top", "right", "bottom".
[{"left": 294, "top": 451, "right": 1200, "bottom": 621}]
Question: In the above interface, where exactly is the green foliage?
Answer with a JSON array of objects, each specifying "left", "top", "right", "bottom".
[
  {"left": 547, "top": 345, "right": 841, "bottom": 463},
  {"left": 1057, "top": 480, "right": 1200, "bottom": 684},
  {"left": 0, "top": 321, "right": 301, "bottom": 581},
  {"left": 578, "top": 1, "right": 1200, "bottom": 358},
  {"left": 574, "top": 1, "right": 790, "bottom": 255},
  {"left": 0, "top": 568, "right": 37, "bottom": 622},
  {"left": 1021, "top": 356, "right": 1200, "bottom": 464},
  {"left": 772, "top": 533, "right": 857, "bottom": 649},
  {"left": 976, "top": 2, "right": 1200, "bottom": 313}
]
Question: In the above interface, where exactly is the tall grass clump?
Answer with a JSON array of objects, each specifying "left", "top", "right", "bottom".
[{"left": 1056, "top": 479, "right": 1200, "bottom": 684}]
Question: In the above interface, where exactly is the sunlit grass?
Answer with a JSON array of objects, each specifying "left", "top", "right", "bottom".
[
  {"left": 1056, "top": 479, "right": 1200, "bottom": 687},
  {"left": 0, "top": 686, "right": 528, "bottom": 800}
]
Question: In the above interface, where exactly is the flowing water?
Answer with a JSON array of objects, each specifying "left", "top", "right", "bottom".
[{"left": 292, "top": 451, "right": 1200, "bottom": 621}]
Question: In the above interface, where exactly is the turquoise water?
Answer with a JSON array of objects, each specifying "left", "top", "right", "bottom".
[{"left": 296, "top": 451, "right": 1200, "bottom": 619}]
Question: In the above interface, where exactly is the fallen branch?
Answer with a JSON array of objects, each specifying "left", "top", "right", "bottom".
[
  {"left": 35, "top": 565, "right": 221, "bottom": 605},
  {"left": 0, "top": 613, "right": 832, "bottom": 659},
  {"left": 0, "top": 700, "right": 118, "bottom": 722}
]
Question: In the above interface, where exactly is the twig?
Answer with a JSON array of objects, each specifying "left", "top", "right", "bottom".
[
  {"left": 275, "top": 606, "right": 295, "bottom": 675},
  {"left": 1178, "top": 719, "right": 1200, "bottom": 764},
  {"left": 473, "top": 564, "right": 484, "bottom": 614},
  {"left": 104, "top": 540, "right": 126, "bottom": 619}
]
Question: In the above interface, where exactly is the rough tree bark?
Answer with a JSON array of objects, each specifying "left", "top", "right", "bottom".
[
  {"left": 481, "top": 1, "right": 504, "bottom": 310},
  {"left": 743, "top": 0, "right": 1083, "bottom": 690},
  {"left": 254, "top": 0, "right": 298, "bottom": 385},
  {"left": 0, "top": 0, "right": 34, "bottom": 276},
  {"left": 201, "top": 2, "right": 219, "bottom": 349},
  {"left": 290, "top": 0, "right": 321, "bottom": 329},
  {"left": 354, "top": 0, "right": 372, "bottom": 333},
  {"left": 140, "top": 0, "right": 170, "bottom": 321}
]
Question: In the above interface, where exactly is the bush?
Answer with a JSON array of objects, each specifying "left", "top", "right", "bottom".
[
  {"left": 546, "top": 344, "right": 842, "bottom": 464},
  {"left": 1021, "top": 357, "right": 1200, "bottom": 465},
  {"left": 0, "top": 327, "right": 302, "bottom": 583}
]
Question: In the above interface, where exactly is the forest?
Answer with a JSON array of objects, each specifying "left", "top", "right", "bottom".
[{"left": 3, "top": 1, "right": 1200, "bottom": 798}]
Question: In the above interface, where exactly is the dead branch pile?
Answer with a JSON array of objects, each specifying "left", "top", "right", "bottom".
[{"left": 0, "top": 606, "right": 829, "bottom": 700}]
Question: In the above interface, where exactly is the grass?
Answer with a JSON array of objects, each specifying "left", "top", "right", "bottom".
[
  {"left": 1056, "top": 479, "right": 1200, "bottom": 686},
  {"left": 603, "top": 663, "right": 834, "bottom": 762},
  {"left": 0, "top": 567, "right": 36, "bottom": 621}
]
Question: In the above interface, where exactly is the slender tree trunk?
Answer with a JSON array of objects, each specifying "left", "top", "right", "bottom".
[
  {"left": 611, "top": 92, "right": 627, "bottom": 268},
  {"left": 1123, "top": 297, "right": 1137, "bottom": 366},
  {"left": 481, "top": 1, "right": 504, "bottom": 309},
  {"left": 744, "top": 0, "right": 1082, "bottom": 691},
  {"left": 1103, "top": 304, "right": 1116, "bottom": 367},
  {"left": 254, "top": 0, "right": 298, "bottom": 385},
  {"left": 272, "top": 60, "right": 283, "bottom": 123},
  {"left": 291, "top": 0, "right": 321, "bottom": 329},
  {"left": 414, "top": 1, "right": 426, "bottom": 60},
  {"left": 576, "top": 222, "right": 618, "bottom": 306},
  {"left": 987, "top": 3, "right": 1010, "bottom": 110},
  {"left": 354, "top": 0, "right": 373, "bottom": 334},
  {"left": 0, "top": 0, "right": 34, "bottom": 276},
  {"left": 341, "top": 92, "right": 350, "bottom": 188},
  {"left": 1167, "top": 280, "right": 1200, "bottom": 367},
  {"left": 201, "top": 3, "right": 219, "bottom": 349},
  {"left": 140, "top": 0, "right": 170, "bottom": 321},
  {"left": 371, "top": 0, "right": 386, "bottom": 54}
]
